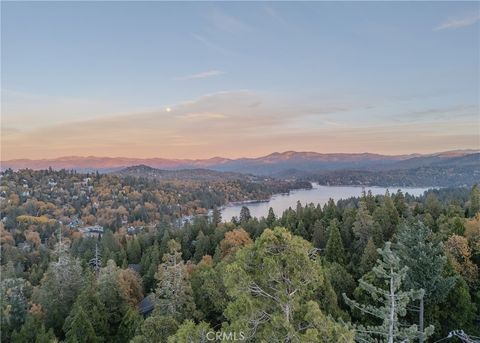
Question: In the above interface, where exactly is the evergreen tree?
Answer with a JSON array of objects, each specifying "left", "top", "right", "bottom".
[
  {"left": 266, "top": 207, "right": 276, "bottom": 228},
  {"left": 193, "top": 231, "right": 210, "bottom": 262},
  {"left": 211, "top": 207, "right": 222, "bottom": 227},
  {"left": 63, "top": 305, "right": 98, "bottom": 343},
  {"left": 395, "top": 223, "right": 456, "bottom": 343},
  {"left": 294, "top": 219, "right": 308, "bottom": 239},
  {"left": 312, "top": 220, "right": 328, "bottom": 249},
  {"left": 0, "top": 278, "right": 29, "bottom": 342},
  {"left": 12, "top": 314, "right": 56, "bottom": 343},
  {"left": 359, "top": 238, "right": 378, "bottom": 275},
  {"left": 425, "top": 193, "right": 442, "bottom": 220},
  {"left": 127, "top": 237, "right": 142, "bottom": 264},
  {"left": 167, "top": 320, "right": 212, "bottom": 343},
  {"left": 154, "top": 240, "right": 196, "bottom": 322},
  {"left": 224, "top": 227, "right": 354, "bottom": 342},
  {"left": 468, "top": 184, "right": 480, "bottom": 216},
  {"left": 393, "top": 190, "right": 408, "bottom": 218},
  {"left": 344, "top": 242, "right": 433, "bottom": 343},
  {"left": 65, "top": 284, "right": 108, "bottom": 339},
  {"left": 437, "top": 277, "right": 478, "bottom": 338},
  {"left": 140, "top": 241, "right": 160, "bottom": 292},
  {"left": 35, "top": 244, "right": 85, "bottom": 336},
  {"left": 97, "top": 260, "right": 129, "bottom": 341},
  {"left": 117, "top": 308, "right": 143, "bottom": 343},
  {"left": 131, "top": 315, "right": 178, "bottom": 343},
  {"left": 373, "top": 191, "right": 400, "bottom": 241},
  {"left": 190, "top": 260, "right": 229, "bottom": 326},
  {"left": 325, "top": 219, "right": 345, "bottom": 264},
  {"left": 353, "top": 200, "right": 381, "bottom": 254},
  {"left": 159, "top": 230, "right": 171, "bottom": 258},
  {"left": 239, "top": 206, "right": 251, "bottom": 224},
  {"left": 322, "top": 198, "right": 337, "bottom": 223}
]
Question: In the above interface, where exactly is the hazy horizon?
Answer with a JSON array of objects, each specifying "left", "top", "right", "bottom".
[
  {"left": 2, "top": 147, "right": 479, "bottom": 162},
  {"left": 2, "top": 2, "right": 479, "bottom": 160}
]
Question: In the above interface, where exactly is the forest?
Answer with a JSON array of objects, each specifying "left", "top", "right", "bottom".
[{"left": 1, "top": 168, "right": 479, "bottom": 342}]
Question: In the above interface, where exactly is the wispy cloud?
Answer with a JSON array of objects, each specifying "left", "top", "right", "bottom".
[
  {"left": 434, "top": 13, "right": 480, "bottom": 31},
  {"left": 398, "top": 105, "right": 478, "bottom": 122},
  {"left": 209, "top": 9, "right": 252, "bottom": 34},
  {"left": 174, "top": 70, "right": 225, "bottom": 81},
  {"left": 2, "top": 90, "right": 363, "bottom": 159},
  {"left": 177, "top": 112, "right": 227, "bottom": 121},
  {"left": 191, "top": 33, "right": 234, "bottom": 56}
]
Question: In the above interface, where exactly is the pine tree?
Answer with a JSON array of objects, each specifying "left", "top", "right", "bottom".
[
  {"left": 0, "top": 278, "right": 29, "bottom": 341},
  {"left": 359, "top": 238, "right": 378, "bottom": 275},
  {"left": 469, "top": 184, "right": 480, "bottom": 216},
  {"left": 154, "top": 240, "right": 196, "bottom": 322},
  {"left": 12, "top": 314, "right": 56, "bottom": 343},
  {"left": 97, "top": 260, "right": 129, "bottom": 340},
  {"left": 266, "top": 207, "right": 276, "bottom": 228},
  {"left": 393, "top": 190, "right": 408, "bottom": 217},
  {"left": 395, "top": 223, "right": 456, "bottom": 343},
  {"left": 36, "top": 243, "right": 85, "bottom": 336},
  {"left": 239, "top": 206, "right": 251, "bottom": 224},
  {"left": 63, "top": 305, "right": 98, "bottom": 343},
  {"left": 211, "top": 207, "right": 222, "bottom": 227},
  {"left": 65, "top": 284, "right": 108, "bottom": 339},
  {"left": 322, "top": 198, "right": 337, "bottom": 223},
  {"left": 224, "top": 227, "right": 354, "bottom": 342},
  {"left": 325, "top": 219, "right": 345, "bottom": 264},
  {"left": 294, "top": 219, "right": 308, "bottom": 239},
  {"left": 353, "top": 200, "right": 381, "bottom": 253},
  {"left": 312, "top": 220, "right": 328, "bottom": 249},
  {"left": 343, "top": 242, "right": 433, "bottom": 343},
  {"left": 127, "top": 237, "right": 142, "bottom": 264},
  {"left": 167, "top": 320, "right": 212, "bottom": 343},
  {"left": 193, "top": 231, "right": 210, "bottom": 262},
  {"left": 140, "top": 241, "right": 160, "bottom": 292},
  {"left": 373, "top": 191, "right": 400, "bottom": 241},
  {"left": 117, "top": 308, "right": 143, "bottom": 343}
]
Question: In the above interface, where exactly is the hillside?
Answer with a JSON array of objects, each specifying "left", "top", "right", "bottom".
[{"left": 115, "top": 164, "right": 254, "bottom": 182}]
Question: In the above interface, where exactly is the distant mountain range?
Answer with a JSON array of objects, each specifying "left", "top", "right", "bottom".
[{"left": 2, "top": 150, "right": 478, "bottom": 176}]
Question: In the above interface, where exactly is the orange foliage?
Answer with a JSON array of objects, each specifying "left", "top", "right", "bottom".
[
  {"left": 118, "top": 269, "right": 144, "bottom": 307},
  {"left": 219, "top": 228, "right": 253, "bottom": 258},
  {"left": 445, "top": 234, "right": 479, "bottom": 287}
]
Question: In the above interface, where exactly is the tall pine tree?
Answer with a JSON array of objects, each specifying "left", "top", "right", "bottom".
[
  {"left": 395, "top": 223, "right": 456, "bottom": 343},
  {"left": 325, "top": 219, "right": 345, "bottom": 264},
  {"left": 344, "top": 242, "right": 433, "bottom": 343}
]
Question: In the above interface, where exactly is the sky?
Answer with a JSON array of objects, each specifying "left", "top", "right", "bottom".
[{"left": 1, "top": 1, "right": 479, "bottom": 160}]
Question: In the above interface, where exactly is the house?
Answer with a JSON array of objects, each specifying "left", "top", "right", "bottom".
[
  {"left": 127, "top": 226, "right": 144, "bottom": 235},
  {"left": 68, "top": 217, "right": 82, "bottom": 229},
  {"left": 138, "top": 294, "right": 155, "bottom": 317},
  {"left": 128, "top": 264, "right": 141, "bottom": 274},
  {"left": 78, "top": 225, "right": 104, "bottom": 238}
]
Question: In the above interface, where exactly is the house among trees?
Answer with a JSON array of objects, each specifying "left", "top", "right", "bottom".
[
  {"left": 77, "top": 225, "right": 104, "bottom": 238},
  {"left": 138, "top": 294, "right": 155, "bottom": 317}
]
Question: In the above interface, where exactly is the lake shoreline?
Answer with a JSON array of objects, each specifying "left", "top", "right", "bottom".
[{"left": 221, "top": 183, "right": 433, "bottom": 220}]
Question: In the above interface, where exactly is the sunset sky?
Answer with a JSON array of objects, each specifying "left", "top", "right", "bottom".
[{"left": 2, "top": 1, "right": 479, "bottom": 160}]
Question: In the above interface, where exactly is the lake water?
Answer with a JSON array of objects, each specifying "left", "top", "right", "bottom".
[{"left": 221, "top": 183, "right": 431, "bottom": 220}]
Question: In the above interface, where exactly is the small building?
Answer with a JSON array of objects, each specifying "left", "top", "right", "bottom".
[
  {"left": 138, "top": 294, "right": 155, "bottom": 317},
  {"left": 78, "top": 225, "right": 104, "bottom": 238},
  {"left": 128, "top": 264, "right": 141, "bottom": 274},
  {"left": 127, "top": 226, "right": 144, "bottom": 235}
]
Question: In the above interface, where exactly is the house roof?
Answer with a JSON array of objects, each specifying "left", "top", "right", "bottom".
[{"left": 138, "top": 295, "right": 154, "bottom": 316}]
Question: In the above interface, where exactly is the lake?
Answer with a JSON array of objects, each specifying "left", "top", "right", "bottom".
[{"left": 221, "top": 183, "right": 431, "bottom": 220}]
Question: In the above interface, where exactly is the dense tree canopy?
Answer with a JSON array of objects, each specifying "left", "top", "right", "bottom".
[{"left": 1, "top": 168, "right": 478, "bottom": 342}]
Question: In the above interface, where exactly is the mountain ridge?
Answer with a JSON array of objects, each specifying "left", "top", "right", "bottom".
[{"left": 1, "top": 149, "right": 478, "bottom": 174}]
